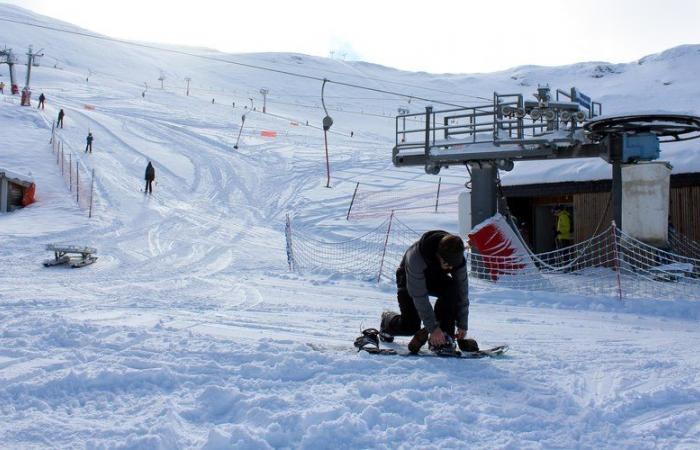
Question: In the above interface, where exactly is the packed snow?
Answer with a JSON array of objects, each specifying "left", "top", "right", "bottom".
[{"left": 1, "top": 4, "right": 699, "bottom": 449}]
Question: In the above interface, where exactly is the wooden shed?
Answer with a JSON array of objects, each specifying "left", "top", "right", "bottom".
[
  {"left": 0, "top": 168, "right": 35, "bottom": 213},
  {"left": 499, "top": 153, "right": 700, "bottom": 253}
]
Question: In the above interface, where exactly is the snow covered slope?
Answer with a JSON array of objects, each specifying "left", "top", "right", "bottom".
[{"left": 1, "top": 4, "right": 700, "bottom": 449}]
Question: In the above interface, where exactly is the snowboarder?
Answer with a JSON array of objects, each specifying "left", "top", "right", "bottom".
[
  {"left": 144, "top": 161, "right": 155, "bottom": 194},
  {"left": 380, "top": 230, "right": 471, "bottom": 354},
  {"left": 38, "top": 93, "right": 46, "bottom": 110},
  {"left": 85, "top": 132, "right": 93, "bottom": 153},
  {"left": 57, "top": 109, "right": 65, "bottom": 128},
  {"left": 0, "top": 81, "right": 4, "bottom": 94}
]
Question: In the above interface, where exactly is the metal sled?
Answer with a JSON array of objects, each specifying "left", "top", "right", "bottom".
[{"left": 43, "top": 244, "right": 98, "bottom": 268}]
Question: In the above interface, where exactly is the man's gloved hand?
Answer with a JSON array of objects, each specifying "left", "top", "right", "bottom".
[{"left": 429, "top": 327, "right": 446, "bottom": 347}]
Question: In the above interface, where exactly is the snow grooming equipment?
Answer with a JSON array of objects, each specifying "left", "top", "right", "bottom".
[
  {"left": 43, "top": 244, "right": 97, "bottom": 268},
  {"left": 354, "top": 328, "right": 397, "bottom": 355}
]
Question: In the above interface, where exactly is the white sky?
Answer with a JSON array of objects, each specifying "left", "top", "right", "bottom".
[{"left": 4, "top": 0, "right": 700, "bottom": 74}]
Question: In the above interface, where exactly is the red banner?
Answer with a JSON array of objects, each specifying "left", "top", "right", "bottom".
[{"left": 468, "top": 214, "right": 536, "bottom": 280}]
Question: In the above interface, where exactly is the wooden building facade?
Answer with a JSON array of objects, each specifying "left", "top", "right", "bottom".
[{"left": 501, "top": 172, "right": 700, "bottom": 253}]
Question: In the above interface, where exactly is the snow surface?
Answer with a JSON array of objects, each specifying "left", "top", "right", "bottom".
[{"left": 1, "top": 4, "right": 700, "bottom": 449}]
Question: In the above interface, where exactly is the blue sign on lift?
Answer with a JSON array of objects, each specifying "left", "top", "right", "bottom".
[
  {"left": 574, "top": 91, "right": 592, "bottom": 110},
  {"left": 622, "top": 133, "right": 660, "bottom": 162}
]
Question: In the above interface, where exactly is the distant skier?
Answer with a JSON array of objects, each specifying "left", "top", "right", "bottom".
[
  {"left": 57, "top": 109, "right": 65, "bottom": 128},
  {"left": 380, "top": 230, "right": 472, "bottom": 355},
  {"left": 0, "top": 81, "right": 5, "bottom": 94},
  {"left": 350, "top": 131, "right": 354, "bottom": 138},
  {"left": 142, "top": 91, "right": 146, "bottom": 98},
  {"left": 212, "top": 98, "right": 215, "bottom": 104},
  {"left": 38, "top": 93, "right": 46, "bottom": 110},
  {"left": 85, "top": 132, "right": 93, "bottom": 153},
  {"left": 144, "top": 161, "right": 155, "bottom": 194}
]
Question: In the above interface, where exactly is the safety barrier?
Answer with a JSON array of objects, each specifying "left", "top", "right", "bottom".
[
  {"left": 50, "top": 123, "right": 96, "bottom": 217},
  {"left": 284, "top": 213, "right": 700, "bottom": 302}
]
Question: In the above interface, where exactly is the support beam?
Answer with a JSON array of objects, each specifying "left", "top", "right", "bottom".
[
  {"left": 612, "top": 161, "right": 622, "bottom": 228},
  {"left": 0, "top": 177, "right": 8, "bottom": 213},
  {"left": 469, "top": 162, "right": 498, "bottom": 229}
]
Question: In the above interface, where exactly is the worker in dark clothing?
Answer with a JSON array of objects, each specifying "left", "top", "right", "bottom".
[
  {"left": 380, "top": 230, "right": 473, "bottom": 354},
  {"left": 85, "top": 132, "right": 93, "bottom": 153},
  {"left": 38, "top": 93, "right": 46, "bottom": 110},
  {"left": 57, "top": 109, "right": 65, "bottom": 128},
  {"left": 144, "top": 162, "right": 155, "bottom": 194}
]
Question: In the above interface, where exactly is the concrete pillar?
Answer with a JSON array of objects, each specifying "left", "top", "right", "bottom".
[{"left": 621, "top": 162, "right": 672, "bottom": 246}]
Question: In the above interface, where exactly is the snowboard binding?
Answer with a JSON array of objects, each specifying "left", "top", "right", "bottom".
[
  {"left": 354, "top": 328, "right": 397, "bottom": 355},
  {"left": 429, "top": 335, "right": 462, "bottom": 357}
]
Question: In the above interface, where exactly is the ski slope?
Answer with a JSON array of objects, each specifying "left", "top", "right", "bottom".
[{"left": 1, "top": 4, "right": 700, "bottom": 449}]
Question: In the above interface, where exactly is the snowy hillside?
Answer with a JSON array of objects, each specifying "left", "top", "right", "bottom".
[{"left": 1, "top": 4, "right": 700, "bottom": 449}]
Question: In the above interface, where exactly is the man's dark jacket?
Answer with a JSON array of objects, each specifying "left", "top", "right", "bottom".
[{"left": 397, "top": 230, "right": 469, "bottom": 332}]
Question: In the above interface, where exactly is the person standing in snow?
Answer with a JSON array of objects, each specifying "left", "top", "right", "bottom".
[
  {"left": 144, "top": 162, "right": 155, "bottom": 194},
  {"left": 0, "top": 81, "right": 5, "bottom": 94},
  {"left": 380, "top": 230, "right": 473, "bottom": 354},
  {"left": 38, "top": 93, "right": 46, "bottom": 110},
  {"left": 57, "top": 109, "right": 65, "bottom": 128},
  {"left": 554, "top": 206, "right": 573, "bottom": 248},
  {"left": 85, "top": 132, "right": 93, "bottom": 153}
]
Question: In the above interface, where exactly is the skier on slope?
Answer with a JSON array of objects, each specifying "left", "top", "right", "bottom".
[
  {"left": 85, "top": 132, "right": 93, "bottom": 153},
  {"left": 38, "top": 93, "right": 46, "bottom": 110},
  {"left": 57, "top": 109, "right": 65, "bottom": 128},
  {"left": 380, "top": 230, "right": 476, "bottom": 354},
  {"left": 144, "top": 161, "right": 155, "bottom": 194}
]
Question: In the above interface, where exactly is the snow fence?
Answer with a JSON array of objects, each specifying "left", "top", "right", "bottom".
[{"left": 285, "top": 214, "right": 700, "bottom": 302}]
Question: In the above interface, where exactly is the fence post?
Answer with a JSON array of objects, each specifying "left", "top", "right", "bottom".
[
  {"left": 611, "top": 220, "right": 623, "bottom": 301},
  {"left": 69, "top": 153, "right": 72, "bottom": 191},
  {"left": 76, "top": 162, "right": 80, "bottom": 204},
  {"left": 346, "top": 182, "right": 360, "bottom": 220},
  {"left": 285, "top": 213, "right": 296, "bottom": 271},
  {"left": 434, "top": 177, "right": 442, "bottom": 212},
  {"left": 60, "top": 147, "right": 64, "bottom": 176},
  {"left": 89, "top": 169, "right": 95, "bottom": 218},
  {"left": 377, "top": 210, "right": 395, "bottom": 283},
  {"left": 50, "top": 121, "right": 54, "bottom": 144}
]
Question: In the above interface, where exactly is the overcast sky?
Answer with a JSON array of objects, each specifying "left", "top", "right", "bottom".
[{"left": 4, "top": 0, "right": 700, "bottom": 74}]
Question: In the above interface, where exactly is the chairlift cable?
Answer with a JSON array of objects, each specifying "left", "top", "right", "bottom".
[{"left": 0, "top": 16, "right": 483, "bottom": 109}]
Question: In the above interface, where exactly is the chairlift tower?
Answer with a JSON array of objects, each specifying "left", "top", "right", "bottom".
[
  {"left": 0, "top": 46, "right": 19, "bottom": 94},
  {"left": 21, "top": 45, "right": 43, "bottom": 106},
  {"left": 392, "top": 85, "right": 700, "bottom": 231},
  {"left": 185, "top": 77, "right": 191, "bottom": 96}
]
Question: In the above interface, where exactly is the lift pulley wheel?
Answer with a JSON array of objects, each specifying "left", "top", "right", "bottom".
[{"left": 584, "top": 114, "right": 700, "bottom": 143}]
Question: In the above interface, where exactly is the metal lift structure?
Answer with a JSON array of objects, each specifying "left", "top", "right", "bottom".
[
  {"left": 392, "top": 85, "right": 700, "bottom": 231},
  {"left": 0, "top": 46, "right": 19, "bottom": 94}
]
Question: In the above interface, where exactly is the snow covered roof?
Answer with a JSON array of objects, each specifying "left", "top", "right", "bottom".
[{"left": 0, "top": 168, "right": 34, "bottom": 186}]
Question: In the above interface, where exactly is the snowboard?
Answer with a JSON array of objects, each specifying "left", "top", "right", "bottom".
[{"left": 396, "top": 344, "right": 507, "bottom": 359}]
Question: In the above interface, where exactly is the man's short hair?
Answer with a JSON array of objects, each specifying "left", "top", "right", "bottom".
[{"left": 438, "top": 234, "right": 465, "bottom": 267}]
